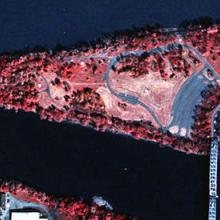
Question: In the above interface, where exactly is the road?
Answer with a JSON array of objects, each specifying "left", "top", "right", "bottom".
[
  {"left": 167, "top": 69, "right": 210, "bottom": 137},
  {"left": 102, "top": 42, "right": 220, "bottom": 137},
  {"left": 41, "top": 39, "right": 220, "bottom": 139},
  {"left": 168, "top": 44, "right": 220, "bottom": 137},
  {"left": 0, "top": 192, "right": 56, "bottom": 220}
]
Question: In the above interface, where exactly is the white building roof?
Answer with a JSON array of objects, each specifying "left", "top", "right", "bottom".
[{"left": 11, "top": 212, "right": 48, "bottom": 220}]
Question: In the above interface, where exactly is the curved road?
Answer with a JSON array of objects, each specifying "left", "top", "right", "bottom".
[
  {"left": 102, "top": 42, "right": 220, "bottom": 137},
  {"left": 42, "top": 41, "right": 220, "bottom": 138}
]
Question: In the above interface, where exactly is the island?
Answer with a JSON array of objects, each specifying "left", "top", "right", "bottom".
[{"left": 0, "top": 17, "right": 220, "bottom": 219}]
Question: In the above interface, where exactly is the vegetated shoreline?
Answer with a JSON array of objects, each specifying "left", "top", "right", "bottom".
[
  {"left": 1, "top": 16, "right": 219, "bottom": 156},
  {"left": 0, "top": 178, "right": 137, "bottom": 220}
]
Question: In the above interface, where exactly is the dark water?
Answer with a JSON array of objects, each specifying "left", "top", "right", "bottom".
[
  {"left": 0, "top": 0, "right": 220, "bottom": 52},
  {"left": 0, "top": 110, "right": 210, "bottom": 219},
  {"left": 0, "top": 0, "right": 220, "bottom": 219}
]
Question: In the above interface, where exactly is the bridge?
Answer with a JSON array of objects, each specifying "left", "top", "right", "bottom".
[{"left": 208, "top": 108, "right": 220, "bottom": 220}]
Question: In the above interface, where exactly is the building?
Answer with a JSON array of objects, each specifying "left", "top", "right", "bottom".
[{"left": 10, "top": 210, "right": 48, "bottom": 220}]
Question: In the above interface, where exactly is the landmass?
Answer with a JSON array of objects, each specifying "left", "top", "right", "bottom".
[
  {"left": 0, "top": 180, "right": 135, "bottom": 219},
  {"left": 1, "top": 17, "right": 220, "bottom": 219},
  {"left": 1, "top": 19, "right": 220, "bottom": 155}
]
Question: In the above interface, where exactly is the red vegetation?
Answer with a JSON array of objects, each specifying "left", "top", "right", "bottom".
[
  {"left": 190, "top": 84, "right": 220, "bottom": 151},
  {"left": 0, "top": 23, "right": 220, "bottom": 157},
  {"left": 0, "top": 180, "right": 136, "bottom": 220},
  {"left": 116, "top": 47, "right": 198, "bottom": 79}
]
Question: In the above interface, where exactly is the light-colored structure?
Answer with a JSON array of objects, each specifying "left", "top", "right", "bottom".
[
  {"left": 208, "top": 138, "right": 218, "bottom": 220},
  {"left": 0, "top": 192, "right": 52, "bottom": 220},
  {"left": 11, "top": 211, "right": 48, "bottom": 220},
  {"left": 208, "top": 108, "right": 219, "bottom": 220}
]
